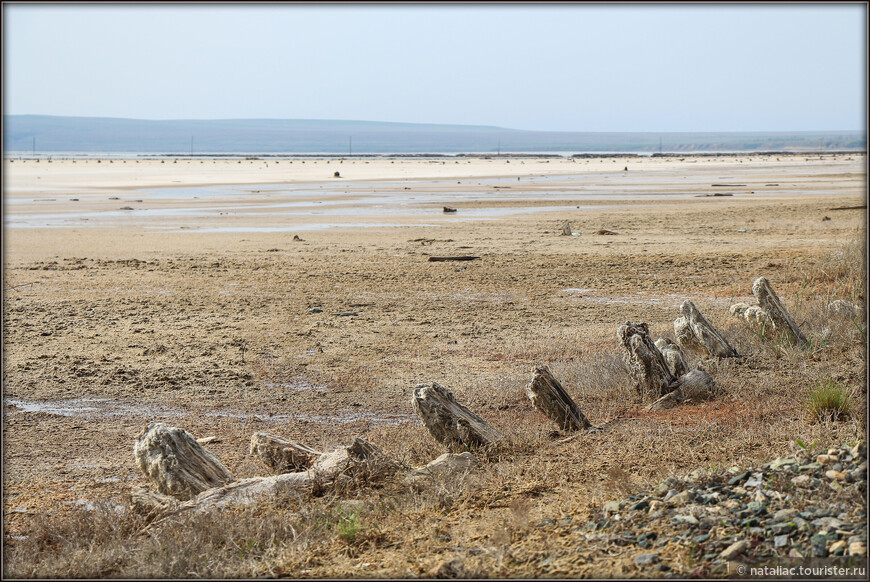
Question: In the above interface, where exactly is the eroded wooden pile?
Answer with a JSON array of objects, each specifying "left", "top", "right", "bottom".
[
  {"left": 411, "top": 381, "right": 503, "bottom": 449},
  {"left": 618, "top": 321, "right": 717, "bottom": 411},
  {"left": 526, "top": 365, "right": 592, "bottom": 431}
]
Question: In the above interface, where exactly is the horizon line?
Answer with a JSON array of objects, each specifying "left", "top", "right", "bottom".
[{"left": 4, "top": 113, "right": 865, "bottom": 135}]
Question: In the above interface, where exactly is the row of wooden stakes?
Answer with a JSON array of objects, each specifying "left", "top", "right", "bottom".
[{"left": 129, "top": 277, "right": 836, "bottom": 516}]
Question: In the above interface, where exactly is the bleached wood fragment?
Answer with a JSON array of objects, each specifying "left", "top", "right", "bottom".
[
  {"left": 249, "top": 432, "right": 321, "bottom": 474},
  {"left": 411, "top": 382, "right": 503, "bottom": 450},
  {"left": 617, "top": 321, "right": 676, "bottom": 401},
  {"left": 674, "top": 300, "right": 739, "bottom": 358},
  {"left": 752, "top": 277, "right": 808, "bottom": 345},
  {"left": 526, "top": 366, "right": 591, "bottom": 431},
  {"left": 654, "top": 338, "right": 689, "bottom": 377},
  {"left": 646, "top": 369, "right": 717, "bottom": 411},
  {"left": 134, "top": 423, "right": 233, "bottom": 501}
]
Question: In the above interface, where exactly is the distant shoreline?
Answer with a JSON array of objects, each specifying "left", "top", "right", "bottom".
[{"left": 3, "top": 150, "right": 865, "bottom": 161}]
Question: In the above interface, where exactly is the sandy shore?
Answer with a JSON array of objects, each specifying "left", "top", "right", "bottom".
[{"left": 2, "top": 153, "right": 866, "bottom": 575}]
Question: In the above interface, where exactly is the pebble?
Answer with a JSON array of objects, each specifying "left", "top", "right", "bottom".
[
  {"left": 817, "top": 454, "right": 840, "bottom": 465},
  {"left": 719, "top": 540, "right": 748, "bottom": 560},
  {"left": 773, "top": 508, "right": 798, "bottom": 522},
  {"left": 603, "top": 501, "right": 621, "bottom": 514},
  {"left": 570, "top": 443, "right": 866, "bottom": 574},
  {"left": 829, "top": 540, "right": 847, "bottom": 553},
  {"left": 670, "top": 490, "right": 694, "bottom": 506},
  {"left": 633, "top": 553, "right": 660, "bottom": 567}
]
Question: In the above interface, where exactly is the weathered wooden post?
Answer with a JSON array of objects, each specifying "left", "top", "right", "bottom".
[
  {"left": 654, "top": 337, "right": 689, "bottom": 377},
  {"left": 752, "top": 277, "right": 809, "bottom": 346},
  {"left": 526, "top": 366, "right": 591, "bottom": 431},
  {"left": 617, "top": 321, "right": 676, "bottom": 401},
  {"left": 674, "top": 300, "right": 739, "bottom": 358},
  {"left": 618, "top": 322, "right": 718, "bottom": 409},
  {"left": 134, "top": 423, "right": 233, "bottom": 501},
  {"left": 411, "top": 382, "right": 503, "bottom": 450}
]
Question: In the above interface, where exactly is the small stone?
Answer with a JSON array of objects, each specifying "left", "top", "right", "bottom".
[
  {"left": 773, "top": 508, "right": 798, "bottom": 522},
  {"left": 670, "top": 490, "right": 694, "bottom": 506},
  {"left": 308, "top": 307, "right": 323, "bottom": 313},
  {"left": 848, "top": 542, "right": 867, "bottom": 556},
  {"left": 629, "top": 498, "right": 650, "bottom": 511},
  {"left": 693, "top": 533, "right": 712, "bottom": 544},
  {"left": 536, "top": 518, "right": 557, "bottom": 527},
  {"left": 653, "top": 482, "right": 671, "bottom": 498},
  {"left": 673, "top": 514, "right": 699, "bottom": 525},
  {"left": 719, "top": 540, "right": 748, "bottom": 560},
  {"left": 774, "top": 535, "right": 789, "bottom": 548},
  {"left": 812, "top": 517, "right": 844, "bottom": 530},
  {"left": 744, "top": 473, "right": 764, "bottom": 488},
  {"left": 769, "top": 457, "right": 797, "bottom": 470},
  {"left": 633, "top": 553, "right": 660, "bottom": 567},
  {"left": 818, "top": 454, "right": 840, "bottom": 465},
  {"left": 829, "top": 540, "right": 847, "bottom": 553},
  {"left": 733, "top": 486, "right": 748, "bottom": 496},
  {"left": 727, "top": 472, "right": 749, "bottom": 486},
  {"left": 724, "top": 500, "right": 741, "bottom": 511},
  {"left": 811, "top": 544, "right": 828, "bottom": 558},
  {"left": 663, "top": 489, "right": 679, "bottom": 501},
  {"left": 603, "top": 501, "right": 621, "bottom": 513},
  {"left": 827, "top": 448, "right": 840, "bottom": 456},
  {"left": 826, "top": 470, "right": 849, "bottom": 481},
  {"left": 791, "top": 475, "right": 812, "bottom": 487},
  {"left": 829, "top": 481, "right": 843, "bottom": 492}
]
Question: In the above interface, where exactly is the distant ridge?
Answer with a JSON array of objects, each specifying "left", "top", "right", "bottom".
[{"left": 3, "top": 115, "right": 866, "bottom": 154}]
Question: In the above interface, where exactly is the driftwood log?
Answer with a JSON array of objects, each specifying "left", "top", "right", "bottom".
[
  {"left": 412, "top": 382, "right": 503, "bottom": 450},
  {"left": 428, "top": 255, "right": 479, "bottom": 262},
  {"left": 674, "top": 300, "right": 739, "bottom": 358},
  {"left": 618, "top": 322, "right": 717, "bottom": 407},
  {"left": 249, "top": 432, "right": 321, "bottom": 474},
  {"left": 526, "top": 366, "right": 591, "bottom": 431},
  {"left": 134, "top": 423, "right": 234, "bottom": 501},
  {"left": 752, "top": 277, "right": 809, "bottom": 346},
  {"left": 654, "top": 338, "right": 689, "bottom": 377},
  {"left": 132, "top": 435, "right": 400, "bottom": 517}
]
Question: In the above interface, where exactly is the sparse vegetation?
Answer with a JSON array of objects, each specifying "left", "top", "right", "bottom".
[{"left": 807, "top": 380, "right": 854, "bottom": 423}]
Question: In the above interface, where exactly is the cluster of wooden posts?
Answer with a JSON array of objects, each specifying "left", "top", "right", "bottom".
[{"left": 129, "top": 276, "right": 846, "bottom": 517}]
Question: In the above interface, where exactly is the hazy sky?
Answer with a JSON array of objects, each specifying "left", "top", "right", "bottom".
[{"left": 3, "top": 3, "right": 867, "bottom": 132}]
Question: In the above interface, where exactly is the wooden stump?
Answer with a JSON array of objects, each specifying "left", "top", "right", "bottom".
[
  {"left": 752, "top": 277, "right": 808, "bottom": 346},
  {"left": 654, "top": 338, "right": 689, "bottom": 377},
  {"left": 134, "top": 423, "right": 233, "bottom": 501},
  {"left": 674, "top": 300, "right": 739, "bottom": 358},
  {"left": 526, "top": 366, "right": 591, "bottom": 431},
  {"left": 249, "top": 432, "right": 321, "bottom": 474},
  {"left": 617, "top": 322, "right": 676, "bottom": 401},
  {"left": 411, "top": 382, "right": 503, "bottom": 450}
]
